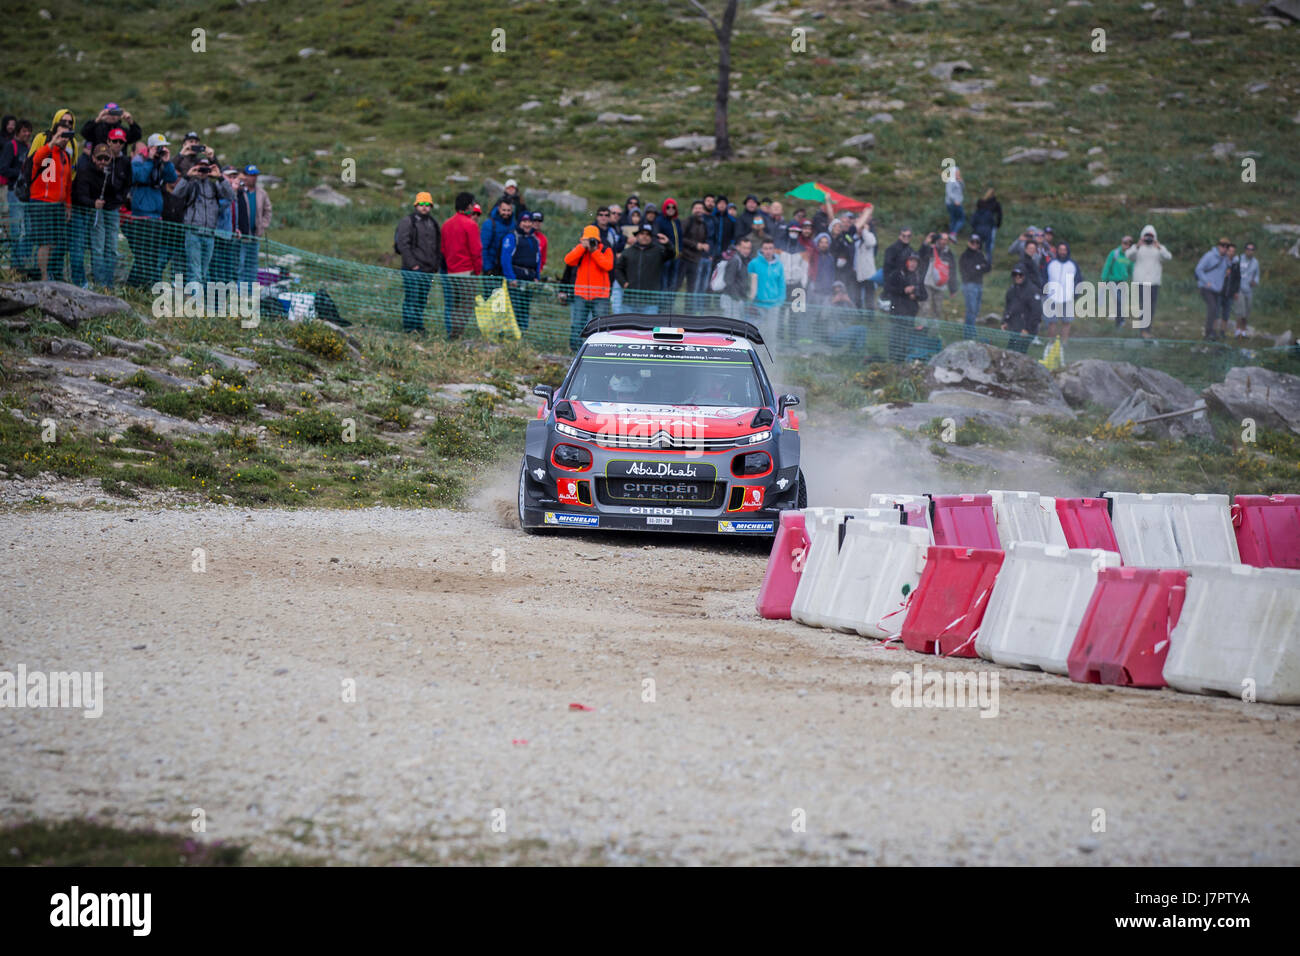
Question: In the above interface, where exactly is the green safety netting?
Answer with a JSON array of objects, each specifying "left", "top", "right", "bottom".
[{"left": 2, "top": 200, "right": 1292, "bottom": 390}]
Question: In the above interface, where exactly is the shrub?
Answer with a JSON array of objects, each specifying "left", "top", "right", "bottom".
[{"left": 288, "top": 322, "right": 348, "bottom": 361}]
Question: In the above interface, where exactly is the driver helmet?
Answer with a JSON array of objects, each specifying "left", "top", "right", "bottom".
[{"left": 609, "top": 374, "right": 641, "bottom": 397}]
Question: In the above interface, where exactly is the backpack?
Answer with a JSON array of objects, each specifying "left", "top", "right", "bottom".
[
  {"left": 393, "top": 212, "right": 417, "bottom": 255},
  {"left": 13, "top": 145, "right": 35, "bottom": 203},
  {"left": 709, "top": 255, "right": 730, "bottom": 292}
]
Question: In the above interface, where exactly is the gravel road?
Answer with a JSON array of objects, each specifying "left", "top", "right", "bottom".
[{"left": 2, "top": 496, "right": 1297, "bottom": 865}]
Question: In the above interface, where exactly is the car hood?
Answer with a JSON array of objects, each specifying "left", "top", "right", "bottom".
[{"left": 569, "top": 400, "right": 762, "bottom": 439}]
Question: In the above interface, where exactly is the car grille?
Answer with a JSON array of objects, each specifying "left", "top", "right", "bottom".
[
  {"left": 595, "top": 478, "right": 728, "bottom": 508},
  {"left": 588, "top": 430, "right": 746, "bottom": 451}
]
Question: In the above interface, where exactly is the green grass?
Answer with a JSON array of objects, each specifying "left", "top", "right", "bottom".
[{"left": 1, "top": 820, "right": 248, "bottom": 867}]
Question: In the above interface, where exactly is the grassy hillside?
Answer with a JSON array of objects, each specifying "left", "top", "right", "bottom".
[{"left": 2, "top": 0, "right": 1296, "bottom": 339}]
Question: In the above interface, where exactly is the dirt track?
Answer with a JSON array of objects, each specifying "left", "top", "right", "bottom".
[{"left": 2, "top": 487, "right": 1298, "bottom": 865}]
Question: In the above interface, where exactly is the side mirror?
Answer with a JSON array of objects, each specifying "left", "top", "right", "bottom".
[
  {"left": 778, "top": 393, "right": 800, "bottom": 414},
  {"left": 533, "top": 384, "right": 554, "bottom": 408}
]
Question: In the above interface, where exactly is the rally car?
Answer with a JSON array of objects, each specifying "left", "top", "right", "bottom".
[{"left": 518, "top": 315, "right": 806, "bottom": 536}]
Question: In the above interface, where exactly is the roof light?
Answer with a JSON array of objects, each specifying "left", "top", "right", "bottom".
[{"left": 652, "top": 326, "right": 685, "bottom": 340}]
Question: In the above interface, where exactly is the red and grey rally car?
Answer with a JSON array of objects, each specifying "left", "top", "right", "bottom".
[{"left": 518, "top": 315, "right": 806, "bottom": 536}]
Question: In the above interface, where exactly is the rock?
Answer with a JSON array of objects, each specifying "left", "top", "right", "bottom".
[
  {"left": 1002, "top": 147, "right": 1068, "bottom": 164},
  {"left": 305, "top": 184, "right": 351, "bottom": 207},
  {"left": 1029, "top": 74, "right": 1049, "bottom": 87},
  {"left": 948, "top": 79, "right": 994, "bottom": 95},
  {"left": 528, "top": 188, "right": 588, "bottom": 214},
  {"left": 867, "top": 112, "right": 894, "bottom": 124},
  {"left": 663, "top": 134, "right": 716, "bottom": 151},
  {"left": 1276, "top": 330, "right": 1294, "bottom": 348},
  {"left": 841, "top": 133, "right": 876, "bottom": 149},
  {"left": 445, "top": 174, "right": 470, "bottom": 183},
  {"left": 47, "top": 337, "right": 94, "bottom": 359},
  {"left": 2, "top": 318, "right": 31, "bottom": 332},
  {"left": 380, "top": 167, "right": 403, "bottom": 177},
  {"left": 518, "top": 100, "right": 542, "bottom": 111},
  {"left": 1208, "top": 141, "right": 1239, "bottom": 160},
  {"left": 1008, "top": 100, "right": 1055, "bottom": 110},
  {"left": 298, "top": 47, "right": 322, "bottom": 57},
  {"left": 1266, "top": 0, "right": 1300, "bottom": 20},
  {"left": 0, "top": 281, "right": 132, "bottom": 330},
  {"left": 929, "top": 387, "right": 1074, "bottom": 419},
  {"left": 25, "top": 354, "right": 190, "bottom": 388},
  {"left": 1106, "top": 389, "right": 1211, "bottom": 439},
  {"left": 834, "top": 156, "right": 863, "bottom": 168},
  {"left": 929, "top": 59, "right": 973, "bottom": 81},
  {"left": 927, "top": 341, "right": 1069, "bottom": 409},
  {"left": 1078, "top": 837, "right": 1101, "bottom": 854},
  {"left": 209, "top": 349, "right": 260, "bottom": 373},
  {"left": 596, "top": 112, "right": 644, "bottom": 123},
  {"left": 1087, "top": 146, "right": 1104, "bottom": 155},
  {"left": 214, "top": 123, "right": 241, "bottom": 135},
  {"left": 1262, "top": 223, "right": 1300, "bottom": 235},
  {"left": 863, "top": 401, "right": 1020, "bottom": 431},
  {"left": 1091, "top": 174, "right": 1114, "bottom": 186},
  {"left": 1170, "top": 30, "right": 1192, "bottom": 39},
  {"left": 1204, "top": 367, "right": 1300, "bottom": 435},
  {"left": 103, "top": 335, "right": 149, "bottom": 355}
]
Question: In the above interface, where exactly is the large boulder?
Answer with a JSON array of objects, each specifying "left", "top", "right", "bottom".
[
  {"left": 1204, "top": 366, "right": 1300, "bottom": 435},
  {"left": 1058, "top": 359, "right": 1199, "bottom": 409},
  {"left": 1106, "top": 389, "right": 1212, "bottom": 439},
  {"left": 926, "top": 341, "right": 1069, "bottom": 410},
  {"left": 0, "top": 281, "right": 132, "bottom": 330}
]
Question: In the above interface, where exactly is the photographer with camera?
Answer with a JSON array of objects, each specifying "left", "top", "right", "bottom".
[
  {"left": 172, "top": 147, "right": 236, "bottom": 285},
  {"left": 125, "top": 133, "right": 178, "bottom": 287},
  {"left": 1124, "top": 224, "right": 1171, "bottom": 340},
  {"left": 564, "top": 225, "right": 614, "bottom": 350},
  {"left": 175, "top": 132, "right": 213, "bottom": 176},
  {"left": 27, "top": 125, "right": 75, "bottom": 281},
  {"left": 80, "top": 102, "right": 142, "bottom": 148}
]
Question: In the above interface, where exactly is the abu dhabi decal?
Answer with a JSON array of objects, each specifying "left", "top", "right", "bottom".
[
  {"left": 718, "top": 519, "right": 775, "bottom": 534},
  {"left": 544, "top": 512, "right": 600, "bottom": 528},
  {"left": 607, "top": 459, "right": 716, "bottom": 480}
]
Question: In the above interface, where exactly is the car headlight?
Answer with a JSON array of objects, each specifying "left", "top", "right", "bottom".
[
  {"left": 746, "top": 430, "right": 772, "bottom": 444},
  {"left": 732, "top": 451, "right": 772, "bottom": 477},
  {"left": 552, "top": 443, "right": 593, "bottom": 471},
  {"left": 555, "top": 422, "right": 583, "bottom": 439}
]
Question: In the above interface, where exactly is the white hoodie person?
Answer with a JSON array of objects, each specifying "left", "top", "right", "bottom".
[{"left": 1125, "top": 224, "right": 1172, "bottom": 335}]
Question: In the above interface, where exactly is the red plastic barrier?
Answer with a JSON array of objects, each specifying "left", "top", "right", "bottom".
[
  {"left": 900, "top": 546, "right": 1005, "bottom": 657},
  {"left": 897, "top": 501, "right": 931, "bottom": 534},
  {"left": 1055, "top": 497, "right": 1121, "bottom": 553},
  {"left": 1233, "top": 494, "right": 1300, "bottom": 569},
  {"left": 756, "top": 510, "right": 810, "bottom": 619},
  {"left": 929, "top": 494, "right": 1000, "bottom": 549},
  {"left": 1067, "top": 566, "right": 1188, "bottom": 687}
]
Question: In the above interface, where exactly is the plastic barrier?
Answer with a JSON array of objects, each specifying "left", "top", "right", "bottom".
[
  {"left": 1105, "top": 492, "right": 1182, "bottom": 567},
  {"left": 975, "top": 542, "right": 1121, "bottom": 673},
  {"left": 822, "top": 520, "right": 931, "bottom": 638},
  {"left": 1167, "top": 493, "right": 1239, "bottom": 565},
  {"left": 756, "top": 510, "right": 810, "bottom": 620},
  {"left": 1055, "top": 497, "right": 1121, "bottom": 553},
  {"left": 1233, "top": 495, "right": 1300, "bottom": 570},
  {"left": 789, "top": 508, "right": 890, "bottom": 628},
  {"left": 990, "top": 489, "right": 1065, "bottom": 546},
  {"left": 900, "top": 546, "right": 1005, "bottom": 657},
  {"left": 1164, "top": 562, "right": 1300, "bottom": 704},
  {"left": 1067, "top": 567, "right": 1188, "bottom": 687},
  {"left": 929, "top": 494, "right": 1000, "bottom": 549},
  {"left": 869, "top": 493, "right": 933, "bottom": 537},
  {"left": 1038, "top": 496, "right": 1070, "bottom": 547}
]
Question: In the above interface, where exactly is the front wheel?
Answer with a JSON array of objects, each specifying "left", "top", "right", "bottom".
[
  {"left": 796, "top": 468, "right": 808, "bottom": 509},
  {"left": 518, "top": 459, "right": 544, "bottom": 535}
]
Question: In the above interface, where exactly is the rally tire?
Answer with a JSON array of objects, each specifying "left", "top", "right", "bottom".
[
  {"left": 796, "top": 469, "right": 808, "bottom": 509},
  {"left": 518, "top": 459, "right": 544, "bottom": 535}
]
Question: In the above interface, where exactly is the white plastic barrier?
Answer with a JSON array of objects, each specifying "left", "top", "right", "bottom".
[
  {"left": 1167, "top": 493, "right": 1240, "bottom": 565},
  {"left": 975, "top": 542, "right": 1121, "bottom": 673},
  {"left": 989, "top": 489, "right": 1066, "bottom": 546},
  {"left": 1105, "top": 492, "right": 1182, "bottom": 567},
  {"left": 1038, "top": 496, "right": 1070, "bottom": 547},
  {"left": 1164, "top": 562, "right": 1300, "bottom": 704},
  {"left": 868, "top": 493, "right": 933, "bottom": 537},
  {"left": 790, "top": 508, "right": 889, "bottom": 628},
  {"left": 822, "top": 520, "right": 931, "bottom": 638}
]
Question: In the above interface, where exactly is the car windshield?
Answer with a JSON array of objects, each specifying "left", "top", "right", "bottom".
[{"left": 566, "top": 342, "right": 765, "bottom": 408}]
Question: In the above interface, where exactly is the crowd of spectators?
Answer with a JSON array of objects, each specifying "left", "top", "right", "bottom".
[{"left": 0, "top": 105, "right": 271, "bottom": 292}]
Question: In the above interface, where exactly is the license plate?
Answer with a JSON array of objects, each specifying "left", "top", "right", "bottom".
[{"left": 646, "top": 516, "right": 673, "bottom": 526}]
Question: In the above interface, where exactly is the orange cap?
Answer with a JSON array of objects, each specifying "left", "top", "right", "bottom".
[
  {"left": 414, "top": 192, "right": 433, "bottom": 205},
  {"left": 582, "top": 225, "right": 600, "bottom": 240}
]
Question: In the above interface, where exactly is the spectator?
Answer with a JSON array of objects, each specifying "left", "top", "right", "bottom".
[
  {"left": 681, "top": 199, "right": 712, "bottom": 312},
  {"left": 480, "top": 197, "right": 516, "bottom": 278},
  {"left": 825, "top": 281, "right": 868, "bottom": 350},
  {"left": 70, "top": 143, "right": 128, "bottom": 287},
  {"left": 852, "top": 207, "right": 878, "bottom": 310},
  {"left": 829, "top": 219, "right": 856, "bottom": 292},
  {"left": 1125, "top": 224, "right": 1170, "bottom": 340},
  {"left": 212, "top": 165, "right": 241, "bottom": 283},
  {"left": 970, "top": 187, "right": 1001, "bottom": 253},
  {"left": 768, "top": 200, "right": 787, "bottom": 235},
  {"left": 779, "top": 223, "right": 808, "bottom": 344},
  {"left": 702, "top": 194, "right": 715, "bottom": 214},
  {"left": 501, "top": 211, "right": 542, "bottom": 330},
  {"left": 494, "top": 178, "right": 526, "bottom": 224},
  {"left": 734, "top": 194, "right": 769, "bottom": 240},
  {"left": 1235, "top": 241, "right": 1260, "bottom": 336},
  {"left": 641, "top": 203, "right": 657, "bottom": 230},
  {"left": 28, "top": 109, "right": 78, "bottom": 163},
  {"left": 80, "top": 103, "right": 142, "bottom": 148},
  {"left": 807, "top": 232, "right": 837, "bottom": 308},
  {"left": 471, "top": 201, "right": 482, "bottom": 222},
  {"left": 1001, "top": 264, "right": 1039, "bottom": 354},
  {"left": 172, "top": 150, "right": 237, "bottom": 285},
  {"left": 625, "top": 194, "right": 641, "bottom": 218},
  {"left": 621, "top": 207, "right": 641, "bottom": 245},
  {"left": 1007, "top": 226, "right": 1041, "bottom": 259},
  {"left": 531, "top": 210, "right": 549, "bottom": 275},
  {"left": 125, "top": 133, "right": 177, "bottom": 287},
  {"left": 719, "top": 236, "right": 755, "bottom": 321},
  {"left": 0, "top": 114, "right": 14, "bottom": 246},
  {"left": 28, "top": 125, "right": 74, "bottom": 280},
  {"left": 1194, "top": 236, "right": 1232, "bottom": 341},
  {"left": 958, "top": 234, "right": 991, "bottom": 339},
  {"left": 614, "top": 223, "right": 673, "bottom": 314},
  {"left": 441, "top": 191, "right": 482, "bottom": 340},
  {"left": 885, "top": 250, "right": 927, "bottom": 362},
  {"left": 233, "top": 165, "right": 270, "bottom": 286},
  {"left": 1017, "top": 238, "right": 1045, "bottom": 296},
  {"left": 748, "top": 237, "right": 785, "bottom": 344},
  {"left": 565, "top": 224, "right": 614, "bottom": 349},
  {"left": 944, "top": 166, "right": 965, "bottom": 237},
  {"left": 1043, "top": 241, "right": 1084, "bottom": 350},
  {"left": 708, "top": 195, "right": 735, "bottom": 271},
  {"left": 1221, "top": 243, "right": 1241, "bottom": 338},
  {"left": 174, "top": 132, "right": 208, "bottom": 176},
  {"left": 1099, "top": 234, "right": 1134, "bottom": 328},
  {"left": 920, "top": 232, "right": 959, "bottom": 321},
  {"left": 657, "top": 197, "right": 684, "bottom": 301},
  {"left": 1, "top": 119, "right": 32, "bottom": 272},
  {"left": 394, "top": 192, "right": 443, "bottom": 333},
  {"left": 881, "top": 226, "right": 914, "bottom": 281},
  {"left": 0, "top": 115, "right": 14, "bottom": 150}
]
